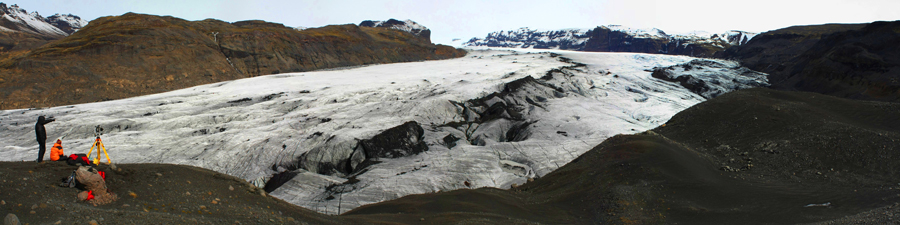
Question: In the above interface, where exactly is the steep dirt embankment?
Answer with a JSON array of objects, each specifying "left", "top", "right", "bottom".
[
  {"left": 0, "top": 13, "right": 465, "bottom": 110},
  {"left": 721, "top": 21, "right": 900, "bottom": 101}
]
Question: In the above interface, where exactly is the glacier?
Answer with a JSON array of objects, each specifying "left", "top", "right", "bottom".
[{"left": 0, "top": 49, "right": 766, "bottom": 214}]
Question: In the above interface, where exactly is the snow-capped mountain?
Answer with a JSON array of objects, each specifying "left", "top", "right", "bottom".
[
  {"left": 46, "top": 13, "right": 88, "bottom": 34},
  {"left": 465, "top": 26, "right": 757, "bottom": 57},
  {"left": 0, "top": 49, "right": 766, "bottom": 214},
  {"left": 359, "top": 19, "right": 431, "bottom": 42},
  {"left": 0, "top": 3, "right": 87, "bottom": 37}
]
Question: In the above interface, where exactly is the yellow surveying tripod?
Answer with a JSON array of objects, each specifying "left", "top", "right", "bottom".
[{"left": 86, "top": 125, "right": 111, "bottom": 165}]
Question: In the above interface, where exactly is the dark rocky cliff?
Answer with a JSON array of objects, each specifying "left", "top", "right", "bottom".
[{"left": 0, "top": 13, "right": 466, "bottom": 109}]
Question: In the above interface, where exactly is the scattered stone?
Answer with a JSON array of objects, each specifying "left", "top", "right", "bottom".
[
  {"left": 185, "top": 192, "right": 191, "bottom": 196},
  {"left": 88, "top": 219, "right": 99, "bottom": 225},
  {"left": 199, "top": 205, "right": 207, "bottom": 210},
  {"left": 54, "top": 220, "right": 62, "bottom": 224},
  {"left": 211, "top": 200, "right": 218, "bottom": 205},
  {"left": 0, "top": 200, "right": 4, "bottom": 205},
  {"left": 4, "top": 213, "right": 19, "bottom": 225},
  {"left": 720, "top": 166, "right": 740, "bottom": 172},
  {"left": 28, "top": 211, "right": 35, "bottom": 214},
  {"left": 109, "top": 164, "right": 117, "bottom": 171},
  {"left": 229, "top": 185, "right": 234, "bottom": 191},
  {"left": 30, "top": 204, "right": 37, "bottom": 210},
  {"left": 155, "top": 173, "right": 162, "bottom": 177},
  {"left": 122, "top": 204, "right": 130, "bottom": 207},
  {"left": 128, "top": 192, "right": 137, "bottom": 198},
  {"left": 39, "top": 203, "right": 47, "bottom": 208}
]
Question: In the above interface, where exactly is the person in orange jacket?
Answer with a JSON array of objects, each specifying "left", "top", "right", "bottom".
[{"left": 50, "top": 139, "right": 65, "bottom": 161}]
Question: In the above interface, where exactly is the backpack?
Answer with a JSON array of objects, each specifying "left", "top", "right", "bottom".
[{"left": 66, "top": 154, "right": 92, "bottom": 166}]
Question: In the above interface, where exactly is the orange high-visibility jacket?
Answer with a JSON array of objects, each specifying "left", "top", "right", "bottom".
[{"left": 50, "top": 140, "right": 64, "bottom": 161}]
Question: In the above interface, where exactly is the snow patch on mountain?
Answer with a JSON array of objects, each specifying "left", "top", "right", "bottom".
[
  {"left": 0, "top": 49, "right": 766, "bottom": 215},
  {"left": 46, "top": 13, "right": 89, "bottom": 34},
  {"left": 0, "top": 3, "right": 88, "bottom": 36},
  {"left": 359, "top": 19, "right": 431, "bottom": 41}
]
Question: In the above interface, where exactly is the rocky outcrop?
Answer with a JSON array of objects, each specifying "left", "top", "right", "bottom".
[
  {"left": 465, "top": 26, "right": 756, "bottom": 57},
  {"left": 721, "top": 21, "right": 900, "bottom": 102},
  {"left": 358, "top": 121, "right": 427, "bottom": 159},
  {"left": 297, "top": 121, "right": 429, "bottom": 177},
  {"left": 359, "top": 19, "right": 431, "bottom": 42},
  {"left": 0, "top": 13, "right": 465, "bottom": 109},
  {"left": 651, "top": 59, "right": 768, "bottom": 99}
]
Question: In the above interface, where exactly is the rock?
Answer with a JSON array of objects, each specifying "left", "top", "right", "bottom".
[
  {"left": 109, "top": 164, "right": 117, "bottom": 170},
  {"left": 211, "top": 200, "right": 218, "bottom": 204},
  {"left": 199, "top": 205, "right": 207, "bottom": 210},
  {"left": 358, "top": 121, "right": 428, "bottom": 159},
  {"left": 28, "top": 211, "right": 34, "bottom": 215},
  {"left": 442, "top": 134, "right": 461, "bottom": 149},
  {"left": 229, "top": 185, "right": 234, "bottom": 191},
  {"left": 4, "top": 213, "right": 19, "bottom": 225},
  {"left": 31, "top": 204, "right": 37, "bottom": 210},
  {"left": 0, "top": 200, "right": 4, "bottom": 205},
  {"left": 88, "top": 219, "right": 99, "bottom": 225},
  {"left": 75, "top": 166, "right": 118, "bottom": 205}
]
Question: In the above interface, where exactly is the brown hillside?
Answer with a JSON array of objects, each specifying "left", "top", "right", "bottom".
[{"left": 0, "top": 13, "right": 466, "bottom": 109}]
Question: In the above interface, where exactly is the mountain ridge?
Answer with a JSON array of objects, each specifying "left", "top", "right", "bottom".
[
  {"left": 465, "top": 26, "right": 757, "bottom": 57},
  {"left": 0, "top": 13, "right": 465, "bottom": 110}
]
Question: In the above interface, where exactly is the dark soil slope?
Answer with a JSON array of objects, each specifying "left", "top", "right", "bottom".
[
  {"left": 0, "top": 13, "right": 466, "bottom": 110},
  {"left": 0, "top": 161, "right": 348, "bottom": 224},
  {"left": 722, "top": 21, "right": 900, "bottom": 101}
]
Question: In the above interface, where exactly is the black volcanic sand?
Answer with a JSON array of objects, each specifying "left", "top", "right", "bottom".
[{"left": 3, "top": 88, "right": 900, "bottom": 224}]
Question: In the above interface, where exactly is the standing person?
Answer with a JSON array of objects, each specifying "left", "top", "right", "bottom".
[{"left": 35, "top": 116, "right": 55, "bottom": 163}]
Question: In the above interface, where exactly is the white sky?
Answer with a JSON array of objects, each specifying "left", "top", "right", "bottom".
[{"left": 14, "top": 0, "right": 900, "bottom": 45}]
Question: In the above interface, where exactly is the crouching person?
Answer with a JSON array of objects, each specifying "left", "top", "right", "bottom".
[
  {"left": 75, "top": 166, "right": 117, "bottom": 205},
  {"left": 50, "top": 139, "right": 65, "bottom": 161}
]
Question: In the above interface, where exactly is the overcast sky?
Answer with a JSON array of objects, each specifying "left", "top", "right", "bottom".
[{"left": 15, "top": 0, "right": 900, "bottom": 45}]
